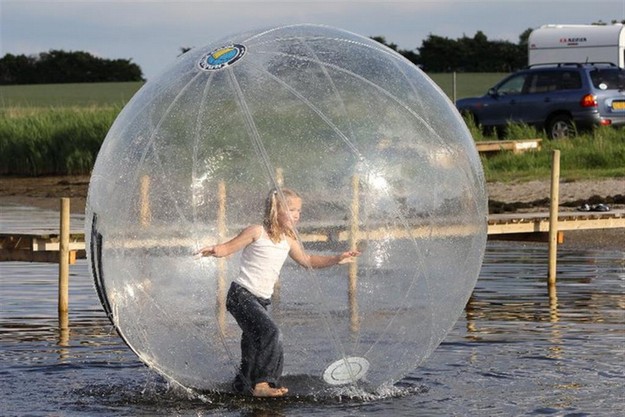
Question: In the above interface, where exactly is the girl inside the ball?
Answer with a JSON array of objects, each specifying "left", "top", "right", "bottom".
[{"left": 196, "top": 187, "right": 360, "bottom": 397}]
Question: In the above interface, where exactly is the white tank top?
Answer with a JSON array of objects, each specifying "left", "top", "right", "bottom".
[{"left": 235, "top": 228, "right": 290, "bottom": 299}]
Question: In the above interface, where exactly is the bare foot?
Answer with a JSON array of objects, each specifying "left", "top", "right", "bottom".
[{"left": 252, "top": 382, "right": 288, "bottom": 397}]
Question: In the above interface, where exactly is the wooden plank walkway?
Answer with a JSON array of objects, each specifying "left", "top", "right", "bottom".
[
  {"left": 0, "top": 232, "right": 86, "bottom": 263},
  {"left": 2, "top": 209, "right": 623, "bottom": 263},
  {"left": 487, "top": 209, "right": 625, "bottom": 242},
  {"left": 476, "top": 138, "right": 542, "bottom": 154},
  {"left": 0, "top": 138, "right": 550, "bottom": 264}
]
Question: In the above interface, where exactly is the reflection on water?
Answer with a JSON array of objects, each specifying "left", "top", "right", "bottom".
[
  {"left": 0, "top": 204, "right": 85, "bottom": 233},
  {"left": 1, "top": 205, "right": 624, "bottom": 416}
]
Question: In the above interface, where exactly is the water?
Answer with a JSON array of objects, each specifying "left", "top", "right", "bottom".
[{"left": 1, "top": 205, "right": 624, "bottom": 416}]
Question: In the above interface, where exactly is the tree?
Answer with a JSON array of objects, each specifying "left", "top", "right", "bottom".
[
  {"left": 418, "top": 34, "right": 462, "bottom": 71},
  {"left": 0, "top": 50, "right": 144, "bottom": 85},
  {"left": 372, "top": 29, "right": 532, "bottom": 72},
  {"left": 416, "top": 31, "right": 527, "bottom": 72},
  {"left": 593, "top": 19, "right": 625, "bottom": 25},
  {"left": 518, "top": 28, "right": 533, "bottom": 48},
  {"left": 371, "top": 36, "right": 420, "bottom": 66},
  {"left": 371, "top": 36, "right": 398, "bottom": 51},
  {"left": 0, "top": 53, "right": 37, "bottom": 84}
]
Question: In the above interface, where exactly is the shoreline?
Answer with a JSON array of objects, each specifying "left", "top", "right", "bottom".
[{"left": 1, "top": 175, "right": 624, "bottom": 250}]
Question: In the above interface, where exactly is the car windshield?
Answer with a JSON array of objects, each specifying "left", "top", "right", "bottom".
[{"left": 589, "top": 68, "right": 625, "bottom": 90}]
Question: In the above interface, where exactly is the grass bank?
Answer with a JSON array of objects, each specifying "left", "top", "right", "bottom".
[
  {"left": 1, "top": 80, "right": 623, "bottom": 180},
  {"left": 465, "top": 119, "right": 625, "bottom": 181},
  {"left": 0, "top": 74, "right": 497, "bottom": 107},
  {"left": 0, "top": 106, "right": 119, "bottom": 175},
  {"left": 0, "top": 82, "right": 143, "bottom": 107}
]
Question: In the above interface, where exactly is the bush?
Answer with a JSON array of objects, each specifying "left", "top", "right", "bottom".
[
  {"left": 0, "top": 106, "right": 119, "bottom": 175},
  {"left": 1, "top": 106, "right": 623, "bottom": 180},
  {"left": 479, "top": 126, "right": 625, "bottom": 181}
]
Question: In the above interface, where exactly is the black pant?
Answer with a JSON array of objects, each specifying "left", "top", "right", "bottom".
[{"left": 226, "top": 282, "right": 284, "bottom": 393}]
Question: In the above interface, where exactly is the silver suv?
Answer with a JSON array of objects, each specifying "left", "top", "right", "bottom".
[{"left": 456, "top": 63, "right": 625, "bottom": 139}]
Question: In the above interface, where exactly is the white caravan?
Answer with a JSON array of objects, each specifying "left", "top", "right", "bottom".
[{"left": 528, "top": 24, "right": 624, "bottom": 68}]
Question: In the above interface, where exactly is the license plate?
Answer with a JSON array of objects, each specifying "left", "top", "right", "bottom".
[{"left": 612, "top": 101, "right": 625, "bottom": 110}]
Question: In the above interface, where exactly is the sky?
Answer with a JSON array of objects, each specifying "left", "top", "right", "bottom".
[{"left": 2, "top": 0, "right": 624, "bottom": 80}]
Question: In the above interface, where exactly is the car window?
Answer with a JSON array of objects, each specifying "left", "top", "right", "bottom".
[
  {"left": 557, "top": 71, "right": 582, "bottom": 90},
  {"left": 589, "top": 68, "right": 625, "bottom": 90},
  {"left": 527, "top": 72, "right": 558, "bottom": 93},
  {"left": 496, "top": 74, "right": 526, "bottom": 95},
  {"left": 527, "top": 71, "right": 581, "bottom": 93}
]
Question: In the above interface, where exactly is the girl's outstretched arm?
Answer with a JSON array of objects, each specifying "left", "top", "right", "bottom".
[
  {"left": 287, "top": 236, "right": 360, "bottom": 268},
  {"left": 196, "top": 225, "right": 261, "bottom": 258}
]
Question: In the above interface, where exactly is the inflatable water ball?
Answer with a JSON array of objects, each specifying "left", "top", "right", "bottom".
[{"left": 86, "top": 24, "right": 487, "bottom": 394}]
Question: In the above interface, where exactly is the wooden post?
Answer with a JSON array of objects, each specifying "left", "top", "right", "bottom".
[
  {"left": 216, "top": 180, "right": 227, "bottom": 328},
  {"left": 349, "top": 175, "right": 360, "bottom": 332},
  {"left": 464, "top": 295, "right": 477, "bottom": 335},
  {"left": 59, "top": 309, "right": 69, "bottom": 347},
  {"left": 275, "top": 167, "right": 284, "bottom": 187},
  {"left": 273, "top": 168, "right": 284, "bottom": 302},
  {"left": 452, "top": 71, "right": 457, "bottom": 104},
  {"left": 548, "top": 150, "right": 560, "bottom": 285},
  {"left": 548, "top": 283, "right": 559, "bottom": 323},
  {"left": 140, "top": 175, "right": 151, "bottom": 227},
  {"left": 547, "top": 282, "right": 562, "bottom": 359},
  {"left": 58, "top": 198, "right": 70, "bottom": 314}
]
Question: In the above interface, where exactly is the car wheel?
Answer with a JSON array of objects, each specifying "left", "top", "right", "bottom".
[{"left": 547, "top": 115, "right": 575, "bottom": 139}]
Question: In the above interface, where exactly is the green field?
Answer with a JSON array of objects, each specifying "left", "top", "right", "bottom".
[
  {"left": 428, "top": 72, "right": 504, "bottom": 100},
  {"left": 1, "top": 77, "right": 623, "bottom": 179},
  {"left": 0, "top": 82, "right": 144, "bottom": 108},
  {"left": 0, "top": 74, "right": 503, "bottom": 108}
]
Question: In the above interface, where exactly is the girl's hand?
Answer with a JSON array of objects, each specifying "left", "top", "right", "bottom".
[
  {"left": 195, "top": 246, "right": 216, "bottom": 258},
  {"left": 338, "top": 250, "right": 361, "bottom": 264}
]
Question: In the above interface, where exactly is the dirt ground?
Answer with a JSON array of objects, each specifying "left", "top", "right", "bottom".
[
  {"left": 1, "top": 175, "right": 624, "bottom": 250},
  {"left": 487, "top": 177, "right": 625, "bottom": 211},
  {"left": 0, "top": 175, "right": 91, "bottom": 213}
]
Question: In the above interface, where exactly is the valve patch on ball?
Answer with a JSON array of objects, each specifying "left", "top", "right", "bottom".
[{"left": 198, "top": 44, "right": 246, "bottom": 71}]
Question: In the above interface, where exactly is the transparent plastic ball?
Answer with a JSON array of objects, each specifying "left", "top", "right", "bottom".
[{"left": 86, "top": 24, "right": 487, "bottom": 394}]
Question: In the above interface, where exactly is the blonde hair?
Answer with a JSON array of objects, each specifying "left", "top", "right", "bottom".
[{"left": 263, "top": 187, "right": 300, "bottom": 243}]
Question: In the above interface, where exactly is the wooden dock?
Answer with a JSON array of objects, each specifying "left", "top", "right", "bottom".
[
  {"left": 0, "top": 150, "right": 622, "bottom": 310},
  {"left": 487, "top": 209, "right": 625, "bottom": 242},
  {"left": 0, "top": 138, "right": 546, "bottom": 264},
  {"left": 476, "top": 138, "right": 542, "bottom": 155},
  {"left": 0, "top": 232, "right": 86, "bottom": 263},
  {"left": 1, "top": 209, "right": 623, "bottom": 263}
]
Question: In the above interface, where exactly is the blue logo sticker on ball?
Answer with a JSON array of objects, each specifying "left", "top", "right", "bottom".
[{"left": 199, "top": 44, "right": 246, "bottom": 71}]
